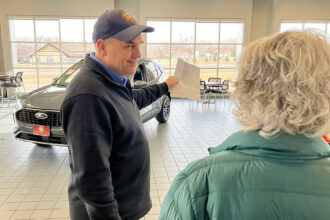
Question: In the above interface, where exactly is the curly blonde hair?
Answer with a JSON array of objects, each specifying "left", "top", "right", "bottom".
[{"left": 232, "top": 31, "right": 330, "bottom": 137}]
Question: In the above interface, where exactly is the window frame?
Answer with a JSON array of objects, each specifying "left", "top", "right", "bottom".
[
  {"left": 280, "top": 20, "right": 330, "bottom": 37},
  {"left": 146, "top": 18, "right": 245, "bottom": 81},
  {"left": 8, "top": 15, "right": 97, "bottom": 89}
]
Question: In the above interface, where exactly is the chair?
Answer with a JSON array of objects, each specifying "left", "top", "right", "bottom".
[
  {"left": 219, "top": 80, "right": 230, "bottom": 107},
  {"left": 208, "top": 80, "right": 230, "bottom": 103},
  {"left": 200, "top": 80, "right": 209, "bottom": 103},
  {"left": 220, "top": 80, "right": 230, "bottom": 95},
  {"left": 208, "top": 77, "right": 221, "bottom": 84},
  {"left": 207, "top": 77, "right": 222, "bottom": 96},
  {"left": 0, "top": 72, "right": 25, "bottom": 104},
  {"left": 13, "top": 72, "right": 26, "bottom": 92}
]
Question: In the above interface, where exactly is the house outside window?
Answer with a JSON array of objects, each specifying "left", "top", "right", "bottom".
[{"left": 46, "top": 56, "right": 53, "bottom": 63}]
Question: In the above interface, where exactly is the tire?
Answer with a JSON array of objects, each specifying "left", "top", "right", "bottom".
[{"left": 156, "top": 95, "right": 171, "bottom": 123}]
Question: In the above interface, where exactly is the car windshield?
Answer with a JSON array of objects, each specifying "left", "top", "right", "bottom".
[
  {"left": 53, "top": 62, "right": 82, "bottom": 87},
  {"left": 53, "top": 59, "right": 142, "bottom": 87}
]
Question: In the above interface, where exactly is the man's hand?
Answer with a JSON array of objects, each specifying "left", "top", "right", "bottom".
[{"left": 165, "top": 76, "right": 180, "bottom": 91}]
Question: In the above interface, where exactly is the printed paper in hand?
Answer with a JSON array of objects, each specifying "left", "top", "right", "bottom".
[{"left": 171, "top": 59, "right": 201, "bottom": 101}]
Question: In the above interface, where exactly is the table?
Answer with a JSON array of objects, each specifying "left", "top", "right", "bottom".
[
  {"left": 0, "top": 74, "right": 10, "bottom": 80},
  {"left": 205, "top": 81, "right": 220, "bottom": 86},
  {"left": 205, "top": 81, "right": 221, "bottom": 90}
]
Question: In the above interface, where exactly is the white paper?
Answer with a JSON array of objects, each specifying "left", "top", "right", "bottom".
[{"left": 171, "top": 59, "right": 201, "bottom": 101}]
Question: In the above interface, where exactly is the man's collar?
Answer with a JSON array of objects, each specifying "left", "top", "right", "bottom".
[{"left": 89, "top": 53, "right": 128, "bottom": 86}]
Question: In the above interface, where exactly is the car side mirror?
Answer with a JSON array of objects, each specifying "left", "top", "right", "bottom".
[
  {"left": 133, "top": 80, "right": 147, "bottom": 88},
  {"left": 52, "top": 77, "right": 58, "bottom": 83}
]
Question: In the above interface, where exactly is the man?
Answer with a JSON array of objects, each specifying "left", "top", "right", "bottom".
[{"left": 61, "top": 9, "right": 179, "bottom": 220}]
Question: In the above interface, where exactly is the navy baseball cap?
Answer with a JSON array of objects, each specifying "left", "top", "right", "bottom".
[{"left": 92, "top": 9, "right": 154, "bottom": 43}]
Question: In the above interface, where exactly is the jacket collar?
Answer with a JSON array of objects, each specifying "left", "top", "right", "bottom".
[
  {"left": 210, "top": 131, "right": 330, "bottom": 160},
  {"left": 89, "top": 53, "right": 128, "bottom": 86},
  {"left": 84, "top": 54, "right": 115, "bottom": 84},
  {"left": 82, "top": 54, "right": 133, "bottom": 98},
  {"left": 84, "top": 54, "right": 132, "bottom": 87}
]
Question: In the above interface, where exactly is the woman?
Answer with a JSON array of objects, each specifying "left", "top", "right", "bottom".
[{"left": 159, "top": 31, "right": 330, "bottom": 220}]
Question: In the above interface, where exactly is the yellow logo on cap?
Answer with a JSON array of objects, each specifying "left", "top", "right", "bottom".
[{"left": 122, "top": 11, "right": 134, "bottom": 22}]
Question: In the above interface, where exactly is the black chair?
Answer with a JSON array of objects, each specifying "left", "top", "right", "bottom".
[
  {"left": 208, "top": 77, "right": 221, "bottom": 84},
  {"left": 207, "top": 77, "right": 222, "bottom": 95},
  {"left": 208, "top": 80, "right": 230, "bottom": 103},
  {"left": 220, "top": 80, "right": 229, "bottom": 94},
  {"left": 200, "top": 80, "right": 209, "bottom": 103}
]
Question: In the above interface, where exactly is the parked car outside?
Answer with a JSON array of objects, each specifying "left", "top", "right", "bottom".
[{"left": 13, "top": 58, "right": 171, "bottom": 146}]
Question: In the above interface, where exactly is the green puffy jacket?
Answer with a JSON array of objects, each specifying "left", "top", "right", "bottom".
[{"left": 159, "top": 131, "right": 330, "bottom": 220}]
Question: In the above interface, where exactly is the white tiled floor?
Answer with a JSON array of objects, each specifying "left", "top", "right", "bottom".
[{"left": 0, "top": 99, "right": 241, "bottom": 220}]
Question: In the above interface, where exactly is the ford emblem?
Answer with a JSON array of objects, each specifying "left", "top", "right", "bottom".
[{"left": 35, "top": 112, "right": 48, "bottom": 120}]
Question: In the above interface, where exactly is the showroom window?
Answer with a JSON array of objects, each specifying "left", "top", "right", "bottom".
[
  {"left": 281, "top": 21, "right": 330, "bottom": 41},
  {"left": 9, "top": 16, "right": 96, "bottom": 91},
  {"left": 146, "top": 19, "right": 244, "bottom": 81}
]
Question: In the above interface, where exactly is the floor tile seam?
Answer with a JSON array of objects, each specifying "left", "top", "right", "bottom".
[
  {"left": 1, "top": 175, "right": 32, "bottom": 202},
  {"left": 3, "top": 193, "right": 29, "bottom": 211},
  {"left": 158, "top": 157, "right": 171, "bottom": 185},
  {"left": 20, "top": 172, "right": 61, "bottom": 205}
]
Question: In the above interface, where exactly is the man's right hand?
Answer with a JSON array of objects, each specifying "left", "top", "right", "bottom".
[{"left": 165, "top": 76, "right": 180, "bottom": 91}]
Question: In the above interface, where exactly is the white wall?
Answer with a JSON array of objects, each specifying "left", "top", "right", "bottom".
[
  {"left": 114, "top": 0, "right": 141, "bottom": 22},
  {"left": 272, "top": 0, "right": 330, "bottom": 33},
  {"left": 250, "top": 0, "right": 273, "bottom": 41},
  {"left": 250, "top": 0, "right": 330, "bottom": 42},
  {"left": 0, "top": 0, "right": 114, "bottom": 72}
]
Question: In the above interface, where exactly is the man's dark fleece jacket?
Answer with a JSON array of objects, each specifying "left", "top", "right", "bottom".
[{"left": 61, "top": 54, "right": 169, "bottom": 220}]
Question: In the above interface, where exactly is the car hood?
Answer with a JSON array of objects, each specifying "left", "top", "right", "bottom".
[{"left": 20, "top": 85, "right": 66, "bottom": 110}]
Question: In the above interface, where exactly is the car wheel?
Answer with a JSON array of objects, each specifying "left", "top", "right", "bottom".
[{"left": 156, "top": 95, "right": 170, "bottom": 123}]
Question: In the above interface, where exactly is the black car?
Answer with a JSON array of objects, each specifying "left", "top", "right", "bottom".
[{"left": 13, "top": 58, "right": 171, "bottom": 146}]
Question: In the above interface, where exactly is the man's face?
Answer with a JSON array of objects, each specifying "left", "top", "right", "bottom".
[{"left": 101, "top": 35, "right": 143, "bottom": 76}]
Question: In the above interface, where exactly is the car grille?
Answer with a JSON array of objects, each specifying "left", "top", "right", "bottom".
[{"left": 16, "top": 109, "right": 61, "bottom": 127}]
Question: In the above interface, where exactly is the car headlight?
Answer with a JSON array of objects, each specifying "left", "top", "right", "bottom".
[{"left": 15, "top": 99, "right": 23, "bottom": 111}]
